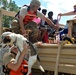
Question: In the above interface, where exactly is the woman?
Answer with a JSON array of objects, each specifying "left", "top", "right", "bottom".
[
  {"left": 3, "top": 44, "right": 32, "bottom": 75},
  {"left": 3, "top": 41, "right": 42, "bottom": 75}
]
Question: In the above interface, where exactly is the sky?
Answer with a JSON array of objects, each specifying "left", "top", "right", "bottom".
[{"left": 12, "top": 0, "right": 76, "bottom": 25}]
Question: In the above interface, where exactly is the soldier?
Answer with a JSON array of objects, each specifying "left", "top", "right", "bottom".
[{"left": 12, "top": 0, "right": 58, "bottom": 43}]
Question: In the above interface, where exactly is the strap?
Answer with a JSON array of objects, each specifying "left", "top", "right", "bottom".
[
  {"left": 57, "top": 15, "right": 61, "bottom": 25},
  {"left": 15, "top": 5, "right": 30, "bottom": 17},
  {"left": 13, "top": 37, "right": 21, "bottom": 53},
  {"left": 13, "top": 37, "right": 17, "bottom": 46}
]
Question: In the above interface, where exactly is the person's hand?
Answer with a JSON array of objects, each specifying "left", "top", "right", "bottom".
[
  {"left": 58, "top": 13, "right": 62, "bottom": 16},
  {"left": 53, "top": 24, "right": 59, "bottom": 30},
  {"left": 35, "top": 41, "right": 43, "bottom": 46},
  {"left": 23, "top": 33, "right": 28, "bottom": 37},
  {"left": 21, "top": 29, "right": 28, "bottom": 37},
  {"left": 21, "top": 29, "right": 26, "bottom": 35},
  {"left": 73, "top": 16, "right": 76, "bottom": 18}
]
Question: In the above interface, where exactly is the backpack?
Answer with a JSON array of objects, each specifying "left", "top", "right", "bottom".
[{"left": 15, "top": 4, "right": 30, "bottom": 18}]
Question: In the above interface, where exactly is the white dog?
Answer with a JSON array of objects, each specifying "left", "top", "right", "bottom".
[{"left": 0, "top": 32, "right": 45, "bottom": 75}]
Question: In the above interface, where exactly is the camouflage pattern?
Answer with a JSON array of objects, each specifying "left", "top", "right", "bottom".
[
  {"left": 11, "top": 19, "right": 39, "bottom": 43},
  {"left": 24, "top": 21, "right": 39, "bottom": 43}
]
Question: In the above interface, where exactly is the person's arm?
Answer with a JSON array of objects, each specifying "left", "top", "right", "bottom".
[
  {"left": 7, "top": 45, "right": 28, "bottom": 71},
  {"left": 33, "top": 41, "right": 43, "bottom": 47},
  {"left": 19, "top": 15, "right": 26, "bottom": 34},
  {"left": 58, "top": 11, "right": 76, "bottom": 16},
  {"left": 19, "top": 7, "right": 27, "bottom": 34},
  {"left": 42, "top": 16, "right": 58, "bottom": 30},
  {"left": 37, "top": 11, "right": 59, "bottom": 30}
]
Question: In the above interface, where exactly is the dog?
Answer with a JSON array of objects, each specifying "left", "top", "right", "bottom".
[{"left": 0, "top": 32, "right": 45, "bottom": 75}]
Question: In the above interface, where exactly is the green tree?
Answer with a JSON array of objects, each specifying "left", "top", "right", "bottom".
[{"left": 1, "top": 0, "right": 19, "bottom": 28}]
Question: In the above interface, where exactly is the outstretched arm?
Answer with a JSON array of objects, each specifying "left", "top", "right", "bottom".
[
  {"left": 42, "top": 16, "right": 59, "bottom": 30},
  {"left": 58, "top": 11, "right": 76, "bottom": 16}
]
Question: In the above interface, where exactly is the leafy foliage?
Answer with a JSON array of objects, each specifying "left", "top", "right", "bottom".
[{"left": 1, "top": 0, "right": 20, "bottom": 28}]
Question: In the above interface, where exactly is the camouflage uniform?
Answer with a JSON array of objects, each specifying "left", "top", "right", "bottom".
[{"left": 11, "top": 19, "right": 39, "bottom": 43}]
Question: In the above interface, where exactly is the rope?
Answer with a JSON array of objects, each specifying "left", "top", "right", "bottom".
[{"left": 57, "top": 15, "right": 61, "bottom": 25}]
